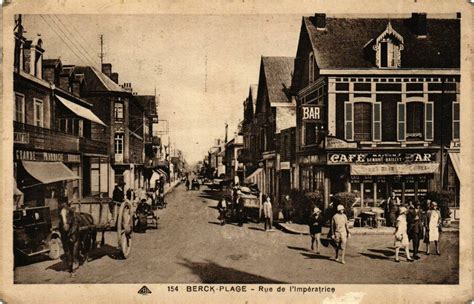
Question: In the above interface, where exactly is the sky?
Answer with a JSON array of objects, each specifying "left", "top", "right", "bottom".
[{"left": 23, "top": 14, "right": 302, "bottom": 164}]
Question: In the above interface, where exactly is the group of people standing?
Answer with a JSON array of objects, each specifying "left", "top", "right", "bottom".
[{"left": 394, "top": 200, "right": 442, "bottom": 262}]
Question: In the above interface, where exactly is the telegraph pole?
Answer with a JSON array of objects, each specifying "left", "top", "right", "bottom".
[{"left": 98, "top": 34, "right": 105, "bottom": 66}]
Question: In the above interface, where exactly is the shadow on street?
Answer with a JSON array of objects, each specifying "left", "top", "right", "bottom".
[{"left": 178, "top": 258, "right": 287, "bottom": 284}]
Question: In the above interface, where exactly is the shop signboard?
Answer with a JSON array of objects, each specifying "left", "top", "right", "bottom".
[
  {"left": 299, "top": 154, "right": 326, "bottom": 165},
  {"left": 327, "top": 152, "right": 437, "bottom": 165},
  {"left": 301, "top": 105, "right": 324, "bottom": 122},
  {"left": 325, "top": 136, "right": 357, "bottom": 149},
  {"left": 350, "top": 163, "right": 439, "bottom": 176},
  {"left": 15, "top": 149, "right": 81, "bottom": 163},
  {"left": 280, "top": 161, "right": 291, "bottom": 170}
]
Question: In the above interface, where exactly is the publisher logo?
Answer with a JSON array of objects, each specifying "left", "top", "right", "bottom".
[{"left": 138, "top": 285, "right": 152, "bottom": 295}]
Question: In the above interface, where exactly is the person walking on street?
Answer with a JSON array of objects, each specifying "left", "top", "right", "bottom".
[
  {"left": 185, "top": 178, "right": 190, "bottom": 191},
  {"left": 394, "top": 206, "right": 414, "bottom": 262},
  {"left": 425, "top": 201, "right": 442, "bottom": 255},
  {"left": 309, "top": 207, "right": 323, "bottom": 254},
  {"left": 236, "top": 190, "right": 244, "bottom": 227},
  {"left": 407, "top": 201, "right": 424, "bottom": 259},
  {"left": 263, "top": 196, "right": 273, "bottom": 231},
  {"left": 331, "top": 205, "right": 351, "bottom": 264},
  {"left": 387, "top": 191, "right": 400, "bottom": 227},
  {"left": 217, "top": 196, "right": 228, "bottom": 226},
  {"left": 282, "top": 194, "right": 293, "bottom": 223}
]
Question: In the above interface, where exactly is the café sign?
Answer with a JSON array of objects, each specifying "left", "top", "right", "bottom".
[
  {"left": 15, "top": 149, "right": 81, "bottom": 163},
  {"left": 301, "top": 105, "right": 324, "bottom": 121},
  {"left": 327, "top": 152, "right": 436, "bottom": 165}
]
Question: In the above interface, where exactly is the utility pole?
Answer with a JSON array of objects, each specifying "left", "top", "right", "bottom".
[
  {"left": 224, "top": 122, "right": 228, "bottom": 143},
  {"left": 98, "top": 34, "right": 105, "bottom": 66}
]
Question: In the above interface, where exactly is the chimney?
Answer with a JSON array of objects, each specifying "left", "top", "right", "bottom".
[
  {"left": 411, "top": 13, "right": 427, "bottom": 37},
  {"left": 314, "top": 13, "right": 326, "bottom": 30},
  {"left": 111, "top": 72, "right": 119, "bottom": 84},
  {"left": 59, "top": 73, "right": 70, "bottom": 91},
  {"left": 101, "top": 63, "right": 112, "bottom": 77}
]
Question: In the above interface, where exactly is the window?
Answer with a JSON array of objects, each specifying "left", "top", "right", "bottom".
[
  {"left": 453, "top": 102, "right": 460, "bottom": 140},
  {"left": 406, "top": 102, "right": 424, "bottom": 140},
  {"left": 353, "top": 102, "right": 372, "bottom": 141},
  {"left": 14, "top": 93, "right": 25, "bottom": 123},
  {"left": 303, "top": 122, "right": 324, "bottom": 146},
  {"left": 114, "top": 133, "right": 124, "bottom": 154},
  {"left": 114, "top": 102, "right": 124, "bottom": 121},
  {"left": 344, "top": 102, "right": 353, "bottom": 140},
  {"left": 33, "top": 98, "right": 43, "bottom": 127},
  {"left": 57, "top": 118, "right": 84, "bottom": 136},
  {"left": 374, "top": 22, "right": 404, "bottom": 68},
  {"left": 397, "top": 103, "right": 406, "bottom": 141},
  {"left": 309, "top": 52, "right": 315, "bottom": 83}
]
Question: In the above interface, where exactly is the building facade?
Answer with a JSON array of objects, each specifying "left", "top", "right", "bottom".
[{"left": 292, "top": 13, "right": 460, "bottom": 208}]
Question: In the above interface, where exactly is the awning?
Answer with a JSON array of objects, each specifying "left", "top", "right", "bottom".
[
  {"left": 56, "top": 95, "right": 106, "bottom": 126},
  {"left": 149, "top": 171, "right": 161, "bottom": 186},
  {"left": 156, "top": 168, "right": 168, "bottom": 179},
  {"left": 22, "top": 161, "right": 80, "bottom": 184},
  {"left": 245, "top": 168, "right": 263, "bottom": 183},
  {"left": 350, "top": 163, "right": 439, "bottom": 176},
  {"left": 448, "top": 152, "right": 461, "bottom": 178}
]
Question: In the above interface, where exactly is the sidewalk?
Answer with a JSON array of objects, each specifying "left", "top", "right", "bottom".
[
  {"left": 275, "top": 221, "right": 459, "bottom": 235},
  {"left": 163, "top": 180, "right": 180, "bottom": 196}
]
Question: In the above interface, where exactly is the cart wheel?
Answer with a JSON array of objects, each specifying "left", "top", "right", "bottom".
[
  {"left": 48, "top": 238, "right": 63, "bottom": 260},
  {"left": 117, "top": 201, "right": 133, "bottom": 258}
]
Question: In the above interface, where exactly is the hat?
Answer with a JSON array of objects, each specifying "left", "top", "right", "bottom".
[
  {"left": 399, "top": 207, "right": 408, "bottom": 214},
  {"left": 313, "top": 207, "right": 321, "bottom": 214},
  {"left": 431, "top": 201, "right": 438, "bottom": 207},
  {"left": 337, "top": 205, "right": 344, "bottom": 211}
]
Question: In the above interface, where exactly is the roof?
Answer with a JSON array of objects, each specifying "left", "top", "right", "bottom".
[
  {"left": 303, "top": 16, "right": 460, "bottom": 69},
  {"left": 43, "top": 58, "right": 62, "bottom": 68},
  {"left": 74, "top": 66, "right": 128, "bottom": 93},
  {"left": 261, "top": 56, "right": 294, "bottom": 104}
]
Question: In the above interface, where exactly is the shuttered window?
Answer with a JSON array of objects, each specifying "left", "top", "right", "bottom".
[
  {"left": 354, "top": 102, "right": 371, "bottom": 141},
  {"left": 425, "top": 102, "right": 434, "bottom": 141},
  {"left": 397, "top": 103, "right": 406, "bottom": 141},
  {"left": 344, "top": 102, "right": 353, "bottom": 140},
  {"left": 373, "top": 102, "right": 381, "bottom": 141},
  {"left": 452, "top": 102, "right": 460, "bottom": 140},
  {"left": 406, "top": 102, "right": 424, "bottom": 140}
]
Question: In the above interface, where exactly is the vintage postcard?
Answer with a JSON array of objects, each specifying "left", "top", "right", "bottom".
[{"left": 1, "top": 0, "right": 472, "bottom": 303}]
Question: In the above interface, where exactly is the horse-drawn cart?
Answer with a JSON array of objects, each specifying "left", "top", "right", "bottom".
[{"left": 70, "top": 197, "right": 133, "bottom": 258}]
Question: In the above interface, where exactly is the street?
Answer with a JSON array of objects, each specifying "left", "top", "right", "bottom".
[{"left": 14, "top": 185, "right": 459, "bottom": 284}]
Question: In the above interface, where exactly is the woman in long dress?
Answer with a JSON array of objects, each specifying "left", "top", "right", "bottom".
[
  {"left": 394, "top": 207, "right": 414, "bottom": 262},
  {"left": 425, "top": 201, "right": 442, "bottom": 255}
]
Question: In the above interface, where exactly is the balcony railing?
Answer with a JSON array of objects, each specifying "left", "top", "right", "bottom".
[{"left": 14, "top": 121, "right": 79, "bottom": 153}]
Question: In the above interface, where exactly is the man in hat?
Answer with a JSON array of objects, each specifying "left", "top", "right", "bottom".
[
  {"left": 407, "top": 200, "right": 424, "bottom": 259},
  {"left": 331, "top": 205, "right": 351, "bottom": 264},
  {"left": 309, "top": 207, "right": 323, "bottom": 254}
]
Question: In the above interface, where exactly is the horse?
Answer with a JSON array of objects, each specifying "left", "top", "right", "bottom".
[{"left": 59, "top": 204, "right": 97, "bottom": 275}]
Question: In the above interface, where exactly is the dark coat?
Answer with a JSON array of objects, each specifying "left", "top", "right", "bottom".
[
  {"left": 112, "top": 186, "right": 124, "bottom": 203},
  {"left": 407, "top": 208, "right": 424, "bottom": 237}
]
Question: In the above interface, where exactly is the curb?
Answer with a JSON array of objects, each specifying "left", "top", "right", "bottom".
[
  {"left": 275, "top": 222, "right": 459, "bottom": 236},
  {"left": 163, "top": 181, "right": 180, "bottom": 196}
]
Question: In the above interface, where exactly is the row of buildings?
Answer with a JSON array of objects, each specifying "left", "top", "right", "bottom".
[
  {"left": 13, "top": 16, "right": 185, "bottom": 212},
  {"left": 222, "top": 13, "right": 461, "bottom": 215}
]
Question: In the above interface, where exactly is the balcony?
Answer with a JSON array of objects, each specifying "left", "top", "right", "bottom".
[{"left": 14, "top": 121, "right": 79, "bottom": 153}]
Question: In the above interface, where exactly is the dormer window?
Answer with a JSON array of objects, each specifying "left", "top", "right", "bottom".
[{"left": 372, "top": 22, "right": 404, "bottom": 68}]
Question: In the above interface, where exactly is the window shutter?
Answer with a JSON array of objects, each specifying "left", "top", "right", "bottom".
[
  {"left": 344, "top": 102, "right": 353, "bottom": 141},
  {"left": 373, "top": 102, "right": 382, "bottom": 141},
  {"left": 425, "top": 102, "right": 434, "bottom": 141},
  {"left": 397, "top": 103, "right": 405, "bottom": 141},
  {"left": 452, "top": 102, "right": 460, "bottom": 140}
]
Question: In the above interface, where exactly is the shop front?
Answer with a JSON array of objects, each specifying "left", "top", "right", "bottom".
[{"left": 327, "top": 150, "right": 440, "bottom": 207}]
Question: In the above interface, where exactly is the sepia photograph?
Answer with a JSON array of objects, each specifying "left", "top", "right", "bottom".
[{"left": 1, "top": 0, "right": 472, "bottom": 303}]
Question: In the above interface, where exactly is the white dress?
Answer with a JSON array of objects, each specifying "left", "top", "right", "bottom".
[
  {"left": 428, "top": 211, "right": 440, "bottom": 242},
  {"left": 394, "top": 215, "right": 409, "bottom": 247}
]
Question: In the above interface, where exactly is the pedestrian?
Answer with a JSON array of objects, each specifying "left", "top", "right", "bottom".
[
  {"left": 217, "top": 196, "right": 228, "bottom": 226},
  {"left": 236, "top": 190, "right": 244, "bottom": 227},
  {"left": 126, "top": 187, "right": 135, "bottom": 202},
  {"left": 407, "top": 200, "right": 424, "bottom": 259},
  {"left": 263, "top": 196, "right": 273, "bottom": 231},
  {"left": 331, "top": 205, "right": 351, "bottom": 264},
  {"left": 425, "top": 201, "right": 442, "bottom": 255},
  {"left": 394, "top": 206, "right": 414, "bottom": 262},
  {"left": 309, "top": 207, "right": 323, "bottom": 254},
  {"left": 185, "top": 178, "right": 190, "bottom": 191},
  {"left": 282, "top": 194, "right": 293, "bottom": 223},
  {"left": 387, "top": 191, "right": 400, "bottom": 227}
]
